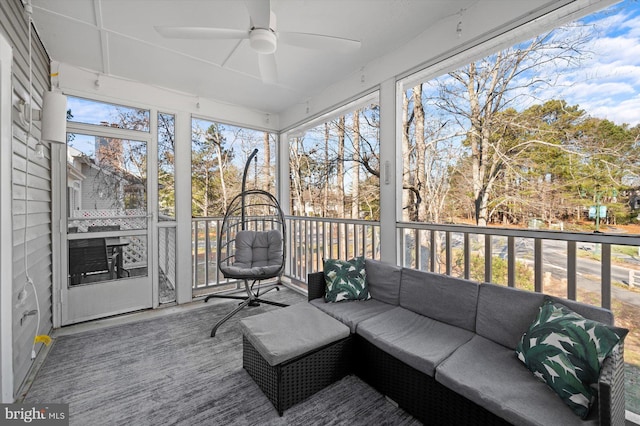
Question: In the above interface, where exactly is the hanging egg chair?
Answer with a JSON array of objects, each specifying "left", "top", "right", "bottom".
[{"left": 205, "top": 149, "right": 287, "bottom": 337}]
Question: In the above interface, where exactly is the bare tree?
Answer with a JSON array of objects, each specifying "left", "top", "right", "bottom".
[
  {"left": 413, "top": 85, "right": 427, "bottom": 221},
  {"left": 289, "top": 104, "right": 381, "bottom": 220},
  {"left": 289, "top": 137, "right": 307, "bottom": 215},
  {"left": 262, "top": 131, "right": 272, "bottom": 193},
  {"left": 336, "top": 116, "right": 346, "bottom": 217},
  {"left": 206, "top": 125, "right": 229, "bottom": 212},
  {"left": 323, "top": 123, "right": 330, "bottom": 216},
  {"left": 351, "top": 109, "right": 361, "bottom": 219},
  {"left": 432, "top": 26, "right": 592, "bottom": 225},
  {"left": 402, "top": 90, "right": 417, "bottom": 221}
]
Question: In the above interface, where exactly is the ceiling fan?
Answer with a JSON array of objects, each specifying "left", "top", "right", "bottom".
[{"left": 155, "top": 0, "right": 361, "bottom": 84}]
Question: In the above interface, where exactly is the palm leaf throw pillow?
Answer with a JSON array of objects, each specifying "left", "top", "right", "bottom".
[
  {"left": 515, "top": 297, "right": 628, "bottom": 419},
  {"left": 323, "top": 256, "right": 370, "bottom": 302}
]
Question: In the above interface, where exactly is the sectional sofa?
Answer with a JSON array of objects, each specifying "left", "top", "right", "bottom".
[{"left": 307, "top": 259, "right": 628, "bottom": 425}]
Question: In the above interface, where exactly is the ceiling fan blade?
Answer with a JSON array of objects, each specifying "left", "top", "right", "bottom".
[
  {"left": 278, "top": 32, "right": 361, "bottom": 53},
  {"left": 245, "top": 0, "right": 272, "bottom": 29},
  {"left": 155, "top": 26, "right": 248, "bottom": 40},
  {"left": 258, "top": 53, "right": 278, "bottom": 84}
]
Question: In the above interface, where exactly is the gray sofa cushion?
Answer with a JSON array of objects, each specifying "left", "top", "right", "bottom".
[
  {"left": 435, "top": 335, "right": 599, "bottom": 426},
  {"left": 239, "top": 302, "right": 350, "bottom": 366},
  {"left": 365, "top": 259, "right": 402, "bottom": 305},
  {"left": 357, "top": 307, "right": 474, "bottom": 376},
  {"left": 399, "top": 268, "right": 478, "bottom": 331},
  {"left": 310, "top": 297, "right": 395, "bottom": 333},
  {"left": 476, "top": 283, "right": 615, "bottom": 349}
]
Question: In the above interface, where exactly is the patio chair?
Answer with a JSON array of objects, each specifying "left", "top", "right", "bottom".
[
  {"left": 68, "top": 238, "right": 114, "bottom": 284},
  {"left": 88, "top": 225, "right": 122, "bottom": 274}
]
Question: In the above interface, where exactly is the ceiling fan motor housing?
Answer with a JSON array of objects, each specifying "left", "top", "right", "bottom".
[{"left": 250, "top": 28, "right": 277, "bottom": 54}]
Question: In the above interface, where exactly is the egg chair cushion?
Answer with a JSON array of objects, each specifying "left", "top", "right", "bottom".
[{"left": 222, "top": 229, "right": 283, "bottom": 278}]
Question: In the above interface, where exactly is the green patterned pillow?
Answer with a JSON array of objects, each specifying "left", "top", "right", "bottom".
[
  {"left": 515, "top": 298, "right": 628, "bottom": 419},
  {"left": 323, "top": 257, "right": 370, "bottom": 302}
]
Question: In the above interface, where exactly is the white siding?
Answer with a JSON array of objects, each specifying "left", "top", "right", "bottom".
[{"left": 0, "top": 0, "right": 53, "bottom": 399}]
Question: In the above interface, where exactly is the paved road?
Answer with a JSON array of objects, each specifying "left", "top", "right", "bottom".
[
  {"left": 543, "top": 241, "right": 640, "bottom": 307},
  {"left": 497, "top": 238, "right": 640, "bottom": 308}
]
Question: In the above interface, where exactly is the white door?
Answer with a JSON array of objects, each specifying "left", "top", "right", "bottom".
[{"left": 60, "top": 117, "right": 154, "bottom": 325}]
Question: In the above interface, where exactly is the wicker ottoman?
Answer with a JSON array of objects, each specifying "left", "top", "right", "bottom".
[{"left": 239, "top": 302, "right": 352, "bottom": 416}]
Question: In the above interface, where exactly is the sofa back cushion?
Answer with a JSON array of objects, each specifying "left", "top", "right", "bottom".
[
  {"left": 365, "top": 259, "right": 402, "bottom": 305},
  {"left": 399, "top": 268, "right": 478, "bottom": 331},
  {"left": 476, "top": 283, "right": 615, "bottom": 349}
]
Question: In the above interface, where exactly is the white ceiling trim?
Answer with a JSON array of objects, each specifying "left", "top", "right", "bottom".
[
  {"left": 93, "top": 0, "right": 110, "bottom": 74},
  {"left": 285, "top": 90, "right": 379, "bottom": 137}
]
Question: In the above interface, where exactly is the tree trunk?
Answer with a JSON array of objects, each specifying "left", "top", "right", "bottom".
[
  {"left": 323, "top": 123, "right": 330, "bottom": 216},
  {"left": 402, "top": 90, "right": 415, "bottom": 221},
  {"left": 214, "top": 143, "right": 228, "bottom": 212},
  {"left": 351, "top": 110, "right": 361, "bottom": 219},
  {"left": 289, "top": 139, "right": 304, "bottom": 215},
  {"left": 413, "top": 84, "right": 427, "bottom": 222},
  {"left": 464, "top": 63, "right": 488, "bottom": 226},
  {"left": 203, "top": 167, "right": 210, "bottom": 217},
  {"left": 337, "top": 116, "right": 345, "bottom": 217},
  {"left": 263, "top": 131, "right": 272, "bottom": 193}
]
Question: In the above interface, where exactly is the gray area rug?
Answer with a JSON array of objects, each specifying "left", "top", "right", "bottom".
[{"left": 24, "top": 288, "right": 420, "bottom": 425}]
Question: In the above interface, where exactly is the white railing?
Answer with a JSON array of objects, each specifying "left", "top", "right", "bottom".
[
  {"left": 191, "top": 216, "right": 640, "bottom": 310},
  {"left": 192, "top": 217, "right": 232, "bottom": 290},
  {"left": 397, "top": 222, "right": 640, "bottom": 310},
  {"left": 284, "top": 216, "right": 381, "bottom": 283}
]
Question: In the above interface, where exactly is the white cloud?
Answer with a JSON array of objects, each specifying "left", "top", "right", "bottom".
[
  {"left": 556, "top": 3, "right": 640, "bottom": 125},
  {"left": 514, "top": 2, "right": 640, "bottom": 126},
  {"left": 589, "top": 95, "right": 640, "bottom": 124}
]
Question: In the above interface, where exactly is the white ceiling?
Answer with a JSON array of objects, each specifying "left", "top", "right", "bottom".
[{"left": 29, "top": 0, "right": 480, "bottom": 115}]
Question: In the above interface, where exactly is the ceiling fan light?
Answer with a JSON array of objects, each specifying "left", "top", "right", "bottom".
[{"left": 250, "top": 28, "right": 277, "bottom": 54}]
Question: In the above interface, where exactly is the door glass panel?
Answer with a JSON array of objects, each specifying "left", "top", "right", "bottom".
[
  {"left": 158, "top": 112, "right": 175, "bottom": 221},
  {"left": 158, "top": 112, "right": 176, "bottom": 303},
  {"left": 67, "top": 132, "right": 148, "bottom": 285}
]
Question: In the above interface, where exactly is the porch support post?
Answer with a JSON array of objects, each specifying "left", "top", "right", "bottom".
[
  {"left": 601, "top": 243, "right": 611, "bottom": 310},
  {"left": 277, "top": 132, "right": 290, "bottom": 217},
  {"left": 278, "top": 131, "right": 292, "bottom": 278},
  {"left": 378, "top": 78, "right": 397, "bottom": 264},
  {"left": 175, "top": 111, "right": 193, "bottom": 304}
]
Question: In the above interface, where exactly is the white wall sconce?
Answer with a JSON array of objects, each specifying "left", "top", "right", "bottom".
[{"left": 41, "top": 91, "right": 67, "bottom": 143}]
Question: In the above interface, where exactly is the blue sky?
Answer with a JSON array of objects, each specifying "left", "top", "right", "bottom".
[{"left": 540, "top": 0, "right": 640, "bottom": 126}]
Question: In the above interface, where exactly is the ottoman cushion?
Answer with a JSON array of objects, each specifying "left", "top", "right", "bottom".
[{"left": 240, "top": 302, "right": 350, "bottom": 366}]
